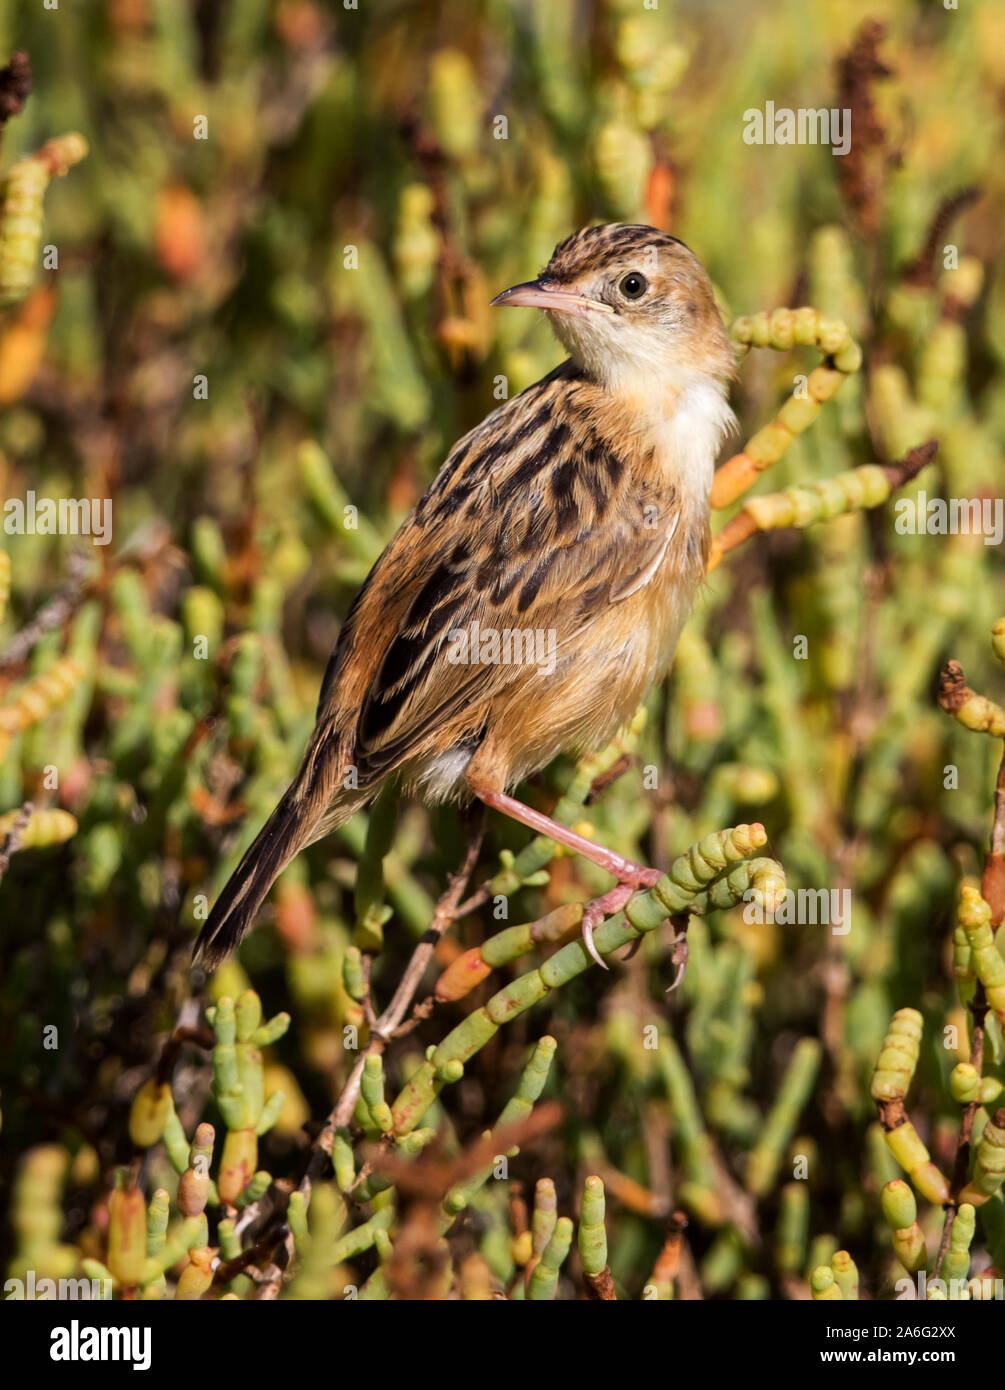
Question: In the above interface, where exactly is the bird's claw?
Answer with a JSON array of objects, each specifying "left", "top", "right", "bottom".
[
  {"left": 581, "top": 909, "right": 609, "bottom": 971},
  {"left": 665, "top": 928, "right": 689, "bottom": 992},
  {"left": 580, "top": 874, "right": 658, "bottom": 971}
]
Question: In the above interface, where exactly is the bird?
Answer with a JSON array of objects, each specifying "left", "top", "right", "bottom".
[{"left": 193, "top": 223, "right": 736, "bottom": 972}]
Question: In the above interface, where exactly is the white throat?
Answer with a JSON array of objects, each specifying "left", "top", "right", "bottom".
[{"left": 650, "top": 374, "right": 736, "bottom": 505}]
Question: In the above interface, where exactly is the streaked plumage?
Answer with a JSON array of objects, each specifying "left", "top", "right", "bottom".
[{"left": 194, "top": 224, "right": 735, "bottom": 970}]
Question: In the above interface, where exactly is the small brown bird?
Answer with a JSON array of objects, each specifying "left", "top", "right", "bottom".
[{"left": 194, "top": 224, "right": 735, "bottom": 971}]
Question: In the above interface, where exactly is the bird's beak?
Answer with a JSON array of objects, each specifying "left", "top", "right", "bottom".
[{"left": 490, "top": 278, "right": 614, "bottom": 317}]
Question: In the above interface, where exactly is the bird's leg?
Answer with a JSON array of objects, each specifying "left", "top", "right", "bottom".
[
  {"left": 474, "top": 787, "right": 661, "bottom": 883},
  {"left": 473, "top": 786, "right": 661, "bottom": 971}
]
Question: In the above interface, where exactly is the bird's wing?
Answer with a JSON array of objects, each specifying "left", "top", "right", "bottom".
[{"left": 320, "top": 366, "right": 688, "bottom": 781}]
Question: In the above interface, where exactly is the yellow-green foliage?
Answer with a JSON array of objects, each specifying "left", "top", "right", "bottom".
[{"left": 1, "top": 2, "right": 1004, "bottom": 1301}]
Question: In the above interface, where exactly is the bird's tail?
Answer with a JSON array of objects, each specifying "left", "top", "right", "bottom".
[{"left": 192, "top": 730, "right": 360, "bottom": 970}]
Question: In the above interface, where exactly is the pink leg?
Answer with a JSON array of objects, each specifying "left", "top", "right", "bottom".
[{"left": 474, "top": 787, "right": 661, "bottom": 970}]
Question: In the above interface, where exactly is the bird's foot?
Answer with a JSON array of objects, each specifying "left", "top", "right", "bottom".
[
  {"left": 580, "top": 864, "right": 663, "bottom": 971},
  {"left": 472, "top": 786, "right": 665, "bottom": 973},
  {"left": 665, "top": 926, "right": 689, "bottom": 992}
]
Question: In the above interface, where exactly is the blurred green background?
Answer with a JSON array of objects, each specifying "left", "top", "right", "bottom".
[{"left": 1, "top": 0, "right": 1004, "bottom": 1300}]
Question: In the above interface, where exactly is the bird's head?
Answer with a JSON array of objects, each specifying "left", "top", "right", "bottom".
[{"left": 491, "top": 224, "right": 734, "bottom": 394}]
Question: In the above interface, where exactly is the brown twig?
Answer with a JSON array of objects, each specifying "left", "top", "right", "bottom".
[
  {"left": 881, "top": 438, "right": 939, "bottom": 489},
  {"left": 584, "top": 752, "right": 632, "bottom": 806},
  {"left": 153, "top": 1021, "right": 215, "bottom": 1089},
  {"left": 952, "top": 987, "right": 988, "bottom": 1191},
  {"left": 359, "top": 953, "right": 378, "bottom": 1030},
  {"left": 649, "top": 1210, "right": 689, "bottom": 1298},
  {"left": 0, "top": 551, "right": 91, "bottom": 672},
  {"left": 982, "top": 744, "right": 1005, "bottom": 926},
  {"left": 319, "top": 812, "right": 486, "bottom": 1141},
  {"left": 933, "top": 646, "right": 1003, "bottom": 1274},
  {"left": 834, "top": 20, "right": 893, "bottom": 245},
  {"left": 396, "top": 113, "right": 479, "bottom": 372},
  {"left": 232, "top": 817, "right": 494, "bottom": 1286},
  {"left": 213, "top": 1228, "right": 289, "bottom": 1287},
  {"left": 937, "top": 659, "right": 969, "bottom": 718},
  {"left": 584, "top": 1265, "right": 617, "bottom": 1300},
  {"left": 229, "top": 815, "right": 487, "bottom": 1247},
  {"left": 934, "top": 982, "right": 988, "bottom": 1279},
  {"left": 369, "top": 1104, "right": 561, "bottom": 1197},
  {"left": 901, "top": 186, "right": 981, "bottom": 290},
  {"left": 249, "top": 807, "right": 488, "bottom": 1222},
  {"left": 391, "top": 993, "right": 436, "bottom": 1038}
]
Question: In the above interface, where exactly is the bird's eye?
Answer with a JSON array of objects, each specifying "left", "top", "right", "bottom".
[{"left": 618, "top": 272, "right": 648, "bottom": 300}]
